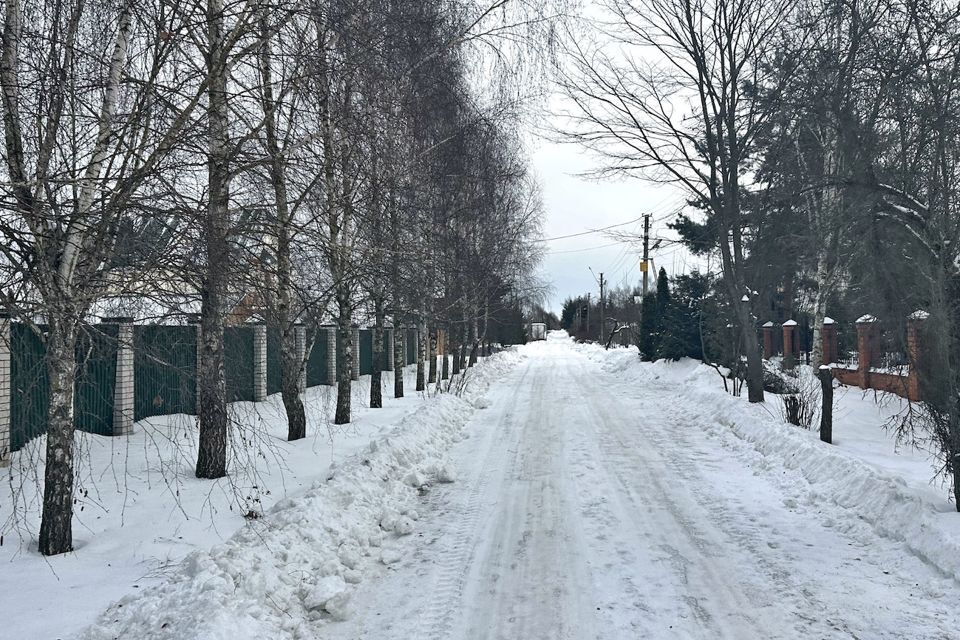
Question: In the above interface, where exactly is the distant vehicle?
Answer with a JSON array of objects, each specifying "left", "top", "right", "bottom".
[{"left": 528, "top": 322, "right": 547, "bottom": 341}]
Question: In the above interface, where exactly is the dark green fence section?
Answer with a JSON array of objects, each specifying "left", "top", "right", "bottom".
[
  {"left": 406, "top": 329, "right": 417, "bottom": 365},
  {"left": 267, "top": 328, "right": 282, "bottom": 395},
  {"left": 11, "top": 323, "right": 120, "bottom": 451},
  {"left": 358, "top": 330, "right": 373, "bottom": 375},
  {"left": 225, "top": 327, "right": 255, "bottom": 402},
  {"left": 74, "top": 325, "right": 118, "bottom": 437},
  {"left": 134, "top": 325, "right": 197, "bottom": 421},
  {"left": 306, "top": 328, "right": 330, "bottom": 386},
  {"left": 10, "top": 324, "right": 49, "bottom": 451}
]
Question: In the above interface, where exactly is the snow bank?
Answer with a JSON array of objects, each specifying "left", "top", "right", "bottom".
[
  {"left": 79, "top": 351, "right": 522, "bottom": 640},
  {"left": 580, "top": 342, "right": 960, "bottom": 583}
]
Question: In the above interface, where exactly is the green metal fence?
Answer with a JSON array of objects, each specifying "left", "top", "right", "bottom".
[
  {"left": 267, "top": 328, "right": 282, "bottom": 395},
  {"left": 306, "top": 328, "right": 330, "bottom": 386},
  {"left": 134, "top": 325, "right": 197, "bottom": 421},
  {"left": 406, "top": 329, "right": 417, "bottom": 365},
  {"left": 7, "top": 320, "right": 422, "bottom": 451},
  {"left": 10, "top": 324, "right": 49, "bottom": 451},
  {"left": 359, "top": 330, "right": 373, "bottom": 375},
  {"left": 74, "top": 325, "right": 118, "bottom": 437},
  {"left": 11, "top": 323, "right": 119, "bottom": 451},
  {"left": 225, "top": 327, "right": 255, "bottom": 402}
]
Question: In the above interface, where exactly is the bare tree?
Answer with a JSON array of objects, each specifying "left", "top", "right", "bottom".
[{"left": 557, "top": 0, "right": 799, "bottom": 402}]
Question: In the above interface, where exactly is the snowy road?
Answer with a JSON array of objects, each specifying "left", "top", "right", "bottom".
[{"left": 325, "top": 334, "right": 960, "bottom": 640}]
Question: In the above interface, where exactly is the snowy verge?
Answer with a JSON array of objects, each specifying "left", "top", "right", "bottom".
[
  {"left": 579, "top": 341, "right": 960, "bottom": 583},
  {"left": 79, "top": 350, "right": 522, "bottom": 640}
]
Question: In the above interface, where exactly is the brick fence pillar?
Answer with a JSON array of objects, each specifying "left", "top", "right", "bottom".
[
  {"left": 907, "top": 310, "right": 928, "bottom": 401},
  {"left": 253, "top": 324, "right": 267, "bottom": 402},
  {"left": 782, "top": 320, "right": 798, "bottom": 370},
  {"left": 110, "top": 319, "right": 135, "bottom": 436},
  {"left": 295, "top": 325, "right": 306, "bottom": 393},
  {"left": 0, "top": 313, "right": 10, "bottom": 466},
  {"left": 822, "top": 318, "right": 838, "bottom": 365},
  {"left": 856, "top": 314, "right": 879, "bottom": 390},
  {"left": 762, "top": 322, "right": 774, "bottom": 359},
  {"left": 351, "top": 327, "right": 360, "bottom": 381}
]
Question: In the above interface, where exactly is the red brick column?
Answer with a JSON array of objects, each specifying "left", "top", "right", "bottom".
[
  {"left": 821, "top": 318, "right": 838, "bottom": 365},
  {"left": 855, "top": 315, "right": 879, "bottom": 390},
  {"left": 907, "top": 310, "right": 927, "bottom": 401},
  {"left": 782, "top": 320, "right": 798, "bottom": 370},
  {"left": 762, "top": 322, "right": 774, "bottom": 359}
]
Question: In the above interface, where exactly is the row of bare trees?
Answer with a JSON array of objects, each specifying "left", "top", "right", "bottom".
[
  {"left": 0, "top": 0, "right": 553, "bottom": 554},
  {"left": 558, "top": 0, "right": 960, "bottom": 508}
]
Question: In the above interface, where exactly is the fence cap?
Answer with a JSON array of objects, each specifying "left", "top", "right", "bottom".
[
  {"left": 782, "top": 319, "right": 798, "bottom": 327},
  {"left": 856, "top": 314, "right": 878, "bottom": 324},
  {"left": 762, "top": 321, "right": 774, "bottom": 328},
  {"left": 100, "top": 316, "right": 134, "bottom": 324},
  {"left": 823, "top": 317, "right": 836, "bottom": 325},
  {"left": 908, "top": 309, "right": 930, "bottom": 321}
]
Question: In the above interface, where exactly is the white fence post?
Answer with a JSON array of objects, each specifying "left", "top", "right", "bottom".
[
  {"left": 253, "top": 325, "right": 267, "bottom": 402},
  {"left": 111, "top": 319, "right": 135, "bottom": 436}
]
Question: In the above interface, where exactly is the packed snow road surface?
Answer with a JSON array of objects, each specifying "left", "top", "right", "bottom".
[{"left": 326, "top": 333, "right": 960, "bottom": 640}]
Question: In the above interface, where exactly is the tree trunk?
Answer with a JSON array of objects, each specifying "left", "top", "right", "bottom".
[
  {"left": 196, "top": 290, "right": 229, "bottom": 478},
  {"left": 393, "top": 318, "right": 404, "bottom": 398},
  {"left": 810, "top": 252, "right": 831, "bottom": 368},
  {"left": 416, "top": 319, "right": 426, "bottom": 391},
  {"left": 371, "top": 301, "right": 384, "bottom": 408},
  {"left": 280, "top": 324, "right": 305, "bottom": 441},
  {"left": 428, "top": 327, "right": 437, "bottom": 384},
  {"left": 469, "top": 309, "right": 479, "bottom": 367},
  {"left": 819, "top": 366, "right": 833, "bottom": 444},
  {"left": 452, "top": 332, "right": 461, "bottom": 376},
  {"left": 196, "top": 0, "right": 231, "bottom": 479},
  {"left": 335, "top": 294, "right": 352, "bottom": 424},
  {"left": 38, "top": 318, "right": 78, "bottom": 556},
  {"left": 259, "top": 15, "right": 305, "bottom": 441},
  {"left": 737, "top": 302, "right": 764, "bottom": 403}
]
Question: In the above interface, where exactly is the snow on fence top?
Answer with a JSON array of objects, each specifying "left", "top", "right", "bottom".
[
  {"left": 762, "top": 321, "right": 774, "bottom": 328},
  {"left": 856, "top": 314, "right": 878, "bottom": 324},
  {"left": 823, "top": 317, "right": 836, "bottom": 325},
  {"left": 782, "top": 319, "right": 798, "bottom": 327},
  {"left": 909, "top": 310, "right": 930, "bottom": 321}
]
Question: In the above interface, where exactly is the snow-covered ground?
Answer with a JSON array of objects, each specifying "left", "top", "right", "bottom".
[
  {"left": 8, "top": 332, "right": 960, "bottom": 639},
  {"left": 317, "top": 333, "right": 960, "bottom": 639},
  {"left": 1, "top": 360, "right": 515, "bottom": 640}
]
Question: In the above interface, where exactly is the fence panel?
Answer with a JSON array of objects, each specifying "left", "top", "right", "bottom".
[
  {"left": 134, "top": 325, "right": 197, "bottom": 420},
  {"left": 359, "top": 329, "right": 373, "bottom": 375},
  {"left": 74, "top": 324, "right": 118, "bottom": 436},
  {"left": 306, "top": 329, "right": 329, "bottom": 386},
  {"left": 10, "top": 324, "right": 48, "bottom": 451},
  {"left": 225, "top": 326, "right": 255, "bottom": 402},
  {"left": 406, "top": 329, "right": 417, "bottom": 365},
  {"left": 267, "top": 328, "right": 282, "bottom": 395}
]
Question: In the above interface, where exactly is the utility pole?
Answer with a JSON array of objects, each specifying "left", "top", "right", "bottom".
[
  {"left": 637, "top": 214, "right": 651, "bottom": 353},
  {"left": 641, "top": 214, "right": 651, "bottom": 295},
  {"left": 599, "top": 272, "right": 606, "bottom": 344},
  {"left": 586, "top": 292, "right": 591, "bottom": 336}
]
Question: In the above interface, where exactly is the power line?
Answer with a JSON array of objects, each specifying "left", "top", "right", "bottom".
[
  {"left": 545, "top": 241, "right": 625, "bottom": 254},
  {"left": 535, "top": 216, "right": 646, "bottom": 243}
]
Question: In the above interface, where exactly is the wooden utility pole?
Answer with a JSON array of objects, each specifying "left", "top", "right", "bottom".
[
  {"left": 637, "top": 214, "right": 651, "bottom": 351},
  {"left": 599, "top": 271, "right": 606, "bottom": 344},
  {"left": 641, "top": 214, "right": 651, "bottom": 295}
]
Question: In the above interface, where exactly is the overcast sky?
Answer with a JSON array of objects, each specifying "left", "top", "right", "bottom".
[{"left": 529, "top": 139, "right": 699, "bottom": 314}]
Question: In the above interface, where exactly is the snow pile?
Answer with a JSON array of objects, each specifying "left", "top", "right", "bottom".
[
  {"left": 79, "top": 350, "right": 521, "bottom": 640},
  {"left": 580, "top": 341, "right": 960, "bottom": 583}
]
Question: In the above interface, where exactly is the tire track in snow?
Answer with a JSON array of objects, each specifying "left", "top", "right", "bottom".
[{"left": 417, "top": 362, "right": 535, "bottom": 639}]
